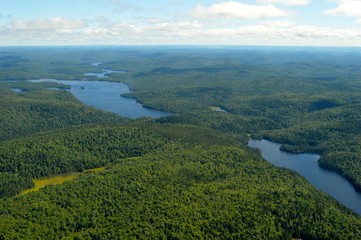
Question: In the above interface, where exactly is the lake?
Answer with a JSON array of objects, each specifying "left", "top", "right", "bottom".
[
  {"left": 30, "top": 79, "right": 170, "bottom": 119},
  {"left": 248, "top": 139, "right": 361, "bottom": 215}
]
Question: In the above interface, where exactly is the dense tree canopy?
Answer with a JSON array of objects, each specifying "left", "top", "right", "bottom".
[
  {"left": 1, "top": 144, "right": 360, "bottom": 239},
  {"left": 0, "top": 46, "right": 361, "bottom": 239}
]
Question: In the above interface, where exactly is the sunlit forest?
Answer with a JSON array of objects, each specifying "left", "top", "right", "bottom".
[{"left": 0, "top": 46, "right": 361, "bottom": 239}]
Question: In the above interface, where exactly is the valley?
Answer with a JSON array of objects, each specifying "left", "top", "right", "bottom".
[{"left": 0, "top": 46, "right": 361, "bottom": 239}]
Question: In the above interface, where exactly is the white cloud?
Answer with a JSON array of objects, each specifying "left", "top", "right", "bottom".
[
  {"left": 191, "top": 1, "right": 291, "bottom": 19},
  {"left": 144, "top": 21, "right": 203, "bottom": 32},
  {"left": 191, "top": 22, "right": 361, "bottom": 46},
  {"left": 256, "top": 0, "right": 311, "bottom": 6},
  {"left": 259, "top": 19, "right": 295, "bottom": 27},
  {"left": 8, "top": 18, "right": 85, "bottom": 32},
  {"left": 0, "top": 18, "right": 87, "bottom": 45},
  {"left": 325, "top": 1, "right": 361, "bottom": 17},
  {"left": 87, "top": 20, "right": 361, "bottom": 45},
  {"left": 2, "top": 16, "right": 361, "bottom": 46}
]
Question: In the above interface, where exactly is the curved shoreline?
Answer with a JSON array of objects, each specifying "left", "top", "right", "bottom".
[
  {"left": 248, "top": 138, "right": 361, "bottom": 215},
  {"left": 29, "top": 79, "right": 171, "bottom": 119},
  {"left": 261, "top": 136, "right": 361, "bottom": 193}
]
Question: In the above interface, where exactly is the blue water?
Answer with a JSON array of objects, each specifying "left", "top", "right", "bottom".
[
  {"left": 11, "top": 88, "right": 23, "bottom": 93},
  {"left": 248, "top": 139, "right": 361, "bottom": 215},
  {"left": 30, "top": 79, "right": 170, "bottom": 119},
  {"left": 29, "top": 63, "right": 169, "bottom": 119}
]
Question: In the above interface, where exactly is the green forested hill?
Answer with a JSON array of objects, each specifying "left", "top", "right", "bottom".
[
  {"left": 1, "top": 46, "right": 361, "bottom": 239},
  {"left": 1, "top": 144, "right": 360, "bottom": 239},
  {"left": 109, "top": 48, "right": 361, "bottom": 191},
  {"left": 0, "top": 125, "right": 167, "bottom": 197},
  {"left": 0, "top": 88, "right": 124, "bottom": 141}
]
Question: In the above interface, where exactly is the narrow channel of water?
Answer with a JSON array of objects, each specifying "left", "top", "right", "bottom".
[
  {"left": 248, "top": 139, "right": 361, "bottom": 215},
  {"left": 84, "top": 69, "right": 125, "bottom": 78}
]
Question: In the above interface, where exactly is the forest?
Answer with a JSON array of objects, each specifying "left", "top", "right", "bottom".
[{"left": 0, "top": 46, "right": 361, "bottom": 239}]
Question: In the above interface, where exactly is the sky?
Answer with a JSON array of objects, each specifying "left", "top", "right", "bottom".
[{"left": 1, "top": 0, "right": 361, "bottom": 46}]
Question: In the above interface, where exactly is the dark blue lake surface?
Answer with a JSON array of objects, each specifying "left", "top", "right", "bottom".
[
  {"left": 30, "top": 79, "right": 170, "bottom": 119},
  {"left": 248, "top": 139, "right": 361, "bottom": 215}
]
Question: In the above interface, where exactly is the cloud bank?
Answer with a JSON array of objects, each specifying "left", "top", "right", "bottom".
[
  {"left": 192, "top": 1, "right": 291, "bottom": 19},
  {"left": 1, "top": 0, "right": 361, "bottom": 46},
  {"left": 1, "top": 16, "right": 361, "bottom": 46}
]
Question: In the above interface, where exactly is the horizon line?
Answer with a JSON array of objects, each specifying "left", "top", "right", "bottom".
[{"left": 1, "top": 44, "right": 361, "bottom": 49}]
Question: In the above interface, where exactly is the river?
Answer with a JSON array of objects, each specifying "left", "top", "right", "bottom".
[{"left": 248, "top": 139, "right": 361, "bottom": 215}]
